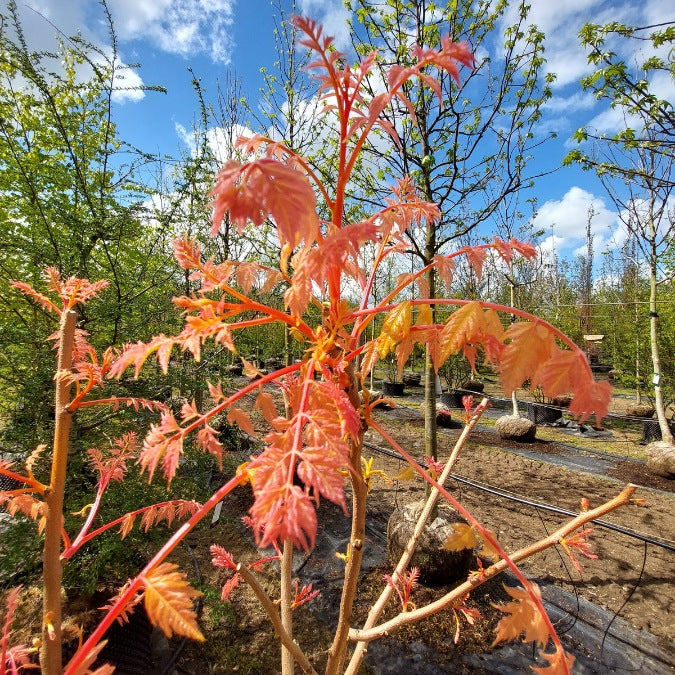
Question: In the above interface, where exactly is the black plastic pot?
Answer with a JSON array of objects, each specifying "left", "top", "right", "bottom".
[
  {"left": 525, "top": 402, "right": 562, "bottom": 424},
  {"left": 440, "top": 391, "right": 465, "bottom": 407},
  {"left": 382, "top": 381, "right": 405, "bottom": 396},
  {"left": 402, "top": 373, "right": 421, "bottom": 386}
]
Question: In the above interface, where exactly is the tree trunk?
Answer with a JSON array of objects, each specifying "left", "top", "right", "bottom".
[
  {"left": 648, "top": 236, "right": 672, "bottom": 444},
  {"left": 41, "top": 310, "right": 76, "bottom": 673},
  {"left": 423, "top": 231, "right": 437, "bottom": 461}
]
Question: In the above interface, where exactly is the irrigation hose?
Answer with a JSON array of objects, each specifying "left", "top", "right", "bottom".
[{"left": 362, "top": 440, "right": 675, "bottom": 553}]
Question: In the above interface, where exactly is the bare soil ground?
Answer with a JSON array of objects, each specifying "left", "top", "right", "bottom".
[{"left": 172, "top": 386, "right": 675, "bottom": 674}]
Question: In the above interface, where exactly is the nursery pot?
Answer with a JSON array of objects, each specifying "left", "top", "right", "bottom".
[
  {"left": 387, "top": 501, "right": 474, "bottom": 586},
  {"left": 440, "top": 390, "right": 465, "bottom": 408},
  {"left": 382, "top": 381, "right": 405, "bottom": 396},
  {"left": 525, "top": 402, "right": 562, "bottom": 424},
  {"left": 402, "top": 372, "right": 421, "bottom": 387}
]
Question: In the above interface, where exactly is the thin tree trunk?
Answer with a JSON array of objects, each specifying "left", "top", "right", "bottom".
[
  {"left": 423, "top": 202, "right": 437, "bottom": 461},
  {"left": 280, "top": 540, "right": 294, "bottom": 674},
  {"left": 41, "top": 310, "right": 76, "bottom": 673},
  {"left": 648, "top": 237, "right": 672, "bottom": 443}
]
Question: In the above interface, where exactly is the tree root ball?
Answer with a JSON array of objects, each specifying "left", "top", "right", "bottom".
[
  {"left": 645, "top": 441, "right": 675, "bottom": 478},
  {"left": 386, "top": 501, "right": 474, "bottom": 586},
  {"left": 626, "top": 403, "right": 655, "bottom": 418},
  {"left": 495, "top": 415, "right": 536, "bottom": 441}
]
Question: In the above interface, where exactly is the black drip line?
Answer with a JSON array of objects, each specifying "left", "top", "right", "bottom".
[{"left": 362, "top": 440, "right": 675, "bottom": 553}]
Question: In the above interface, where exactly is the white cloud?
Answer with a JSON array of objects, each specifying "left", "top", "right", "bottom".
[
  {"left": 298, "top": 0, "right": 350, "bottom": 50},
  {"left": 539, "top": 234, "right": 566, "bottom": 257},
  {"left": 110, "top": 62, "right": 146, "bottom": 103},
  {"left": 544, "top": 91, "right": 595, "bottom": 114},
  {"left": 531, "top": 186, "right": 621, "bottom": 253},
  {"left": 499, "top": 0, "right": 609, "bottom": 88},
  {"left": 8, "top": 0, "right": 148, "bottom": 101},
  {"left": 175, "top": 122, "right": 255, "bottom": 163},
  {"left": 649, "top": 69, "right": 675, "bottom": 106},
  {"left": 107, "top": 0, "right": 236, "bottom": 64},
  {"left": 10, "top": 0, "right": 236, "bottom": 74}
]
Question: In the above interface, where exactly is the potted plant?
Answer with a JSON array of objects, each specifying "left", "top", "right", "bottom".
[
  {"left": 525, "top": 387, "right": 564, "bottom": 424},
  {"left": 382, "top": 356, "right": 405, "bottom": 396},
  {"left": 439, "top": 353, "right": 472, "bottom": 407}
]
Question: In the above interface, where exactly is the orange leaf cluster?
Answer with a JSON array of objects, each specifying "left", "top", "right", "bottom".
[
  {"left": 119, "top": 500, "right": 200, "bottom": 539},
  {"left": 247, "top": 376, "right": 360, "bottom": 550},
  {"left": 87, "top": 433, "right": 139, "bottom": 485},
  {"left": 492, "top": 583, "right": 550, "bottom": 648},
  {"left": 11, "top": 267, "right": 108, "bottom": 316},
  {"left": 139, "top": 411, "right": 185, "bottom": 483},
  {"left": 210, "top": 158, "right": 319, "bottom": 250}
]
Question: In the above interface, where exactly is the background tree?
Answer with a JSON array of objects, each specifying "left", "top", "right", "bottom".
[
  {"left": 0, "top": 1, "right": 172, "bottom": 450},
  {"left": 349, "top": 0, "right": 555, "bottom": 458},
  {"left": 565, "top": 20, "right": 675, "bottom": 188},
  {"left": 566, "top": 20, "right": 674, "bottom": 447}
]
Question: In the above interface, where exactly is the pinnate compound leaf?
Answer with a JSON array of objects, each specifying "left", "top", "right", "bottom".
[
  {"left": 196, "top": 424, "right": 224, "bottom": 466},
  {"left": 532, "top": 648, "right": 575, "bottom": 674},
  {"left": 140, "top": 412, "right": 183, "bottom": 483},
  {"left": 440, "top": 523, "right": 477, "bottom": 552},
  {"left": 492, "top": 583, "right": 550, "bottom": 648},
  {"left": 173, "top": 237, "right": 202, "bottom": 270},
  {"left": 210, "top": 544, "right": 237, "bottom": 570},
  {"left": 143, "top": 563, "right": 204, "bottom": 641},
  {"left": 220, "top": 574, "right": 242, "bottom": 602},
  {"left": 249, "top": 483, "right": 318, "bottom": 551},
  {"left": 119, "top": 513, "right": 136, "bottom": 539},
  {"left": 248, "top": 379, "right": 358, "bottom": 550}
]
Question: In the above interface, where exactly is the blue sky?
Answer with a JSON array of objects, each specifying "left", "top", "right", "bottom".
[{"left": 8, "top": 0, "right": 673, "bottom": 261}]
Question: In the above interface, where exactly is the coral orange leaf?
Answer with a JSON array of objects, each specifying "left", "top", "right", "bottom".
[
  {"left": 530, "top": 348, "right": 584, "bottom": 399},
  {"left": 139, "top": 412, "right": 183, "bottom": 483},
  {"left": 142, "top": 563, "right": 204, "bottom": 641},
  {"left": 438, "top": 301, "right": 487, "bottom": 364},
  {"left": 499, "top": 322, "right": 555, "bottom": 395},
  {"left": 255, "top": 390, "right": 279, "bottom": 424},
  {"left": 227, "top": 407, "right": 256, "bottom": 437},
  {"left": 568, "top": 380, "right": 612, "bottom": 424},
  {"left": 210, "top": 158, "right": 319, "bottom": 250},
  {"left": 491, "top": 583, "right": 550, "bottom": 648}
]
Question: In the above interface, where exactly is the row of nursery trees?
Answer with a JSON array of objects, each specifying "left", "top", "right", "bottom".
[{"left": 0, "top": 1, "right": 672, "bottom": 674}]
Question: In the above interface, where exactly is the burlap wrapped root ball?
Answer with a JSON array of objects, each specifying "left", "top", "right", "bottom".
[
  {"left": 387, "top": 501, "right": 474, "bottom": 586},
  {"left": 495, "top": 414, "right": 536, "bottom": 441}
]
